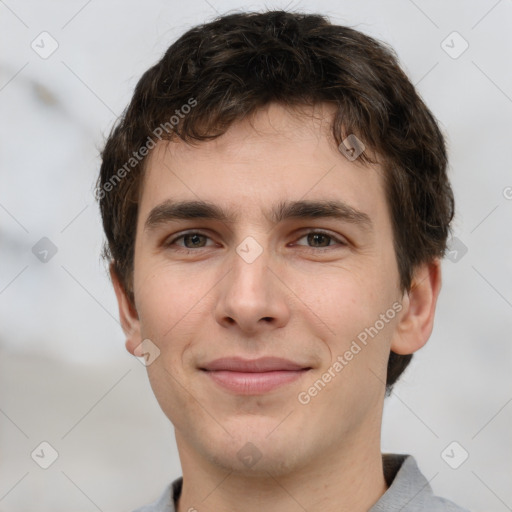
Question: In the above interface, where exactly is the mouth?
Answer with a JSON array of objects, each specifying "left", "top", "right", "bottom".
[{"left": 199, "top": 357, "right": 312, "bottom": 395}]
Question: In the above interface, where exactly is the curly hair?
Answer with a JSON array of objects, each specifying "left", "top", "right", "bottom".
[{"left": 98, "top": 10, "right": 454, "bottom": 390}]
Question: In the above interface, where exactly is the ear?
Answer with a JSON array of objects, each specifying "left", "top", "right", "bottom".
[
  {"left": 110, "top": 263, "right": 142, "bottom": 356},
  {"left": 391, "top": 258, "right": 442, "bottom": 355}
]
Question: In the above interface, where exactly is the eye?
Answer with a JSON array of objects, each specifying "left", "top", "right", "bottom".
[
  {"left": 165, "top": 232, "right": 215, "bottom": 249},
  {"left": 294, "top": 231, "right": 346, "bottom": 248}
]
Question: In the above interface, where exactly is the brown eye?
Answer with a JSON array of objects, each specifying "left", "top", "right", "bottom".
[
  {"left": 182, "top": 233, "right": 208, "bottom": 248},
  {"left": 165, "top": 231, "right": 215, "bottom": 250},
  {"left": 294, "top": 231, "right": 346, "bottom": 249},
  {"left": 307, "top": 233, "right": 332, "bottom": 247}
]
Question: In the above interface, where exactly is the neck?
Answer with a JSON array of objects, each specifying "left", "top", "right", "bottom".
[{"left": 175, "top": 427, "right": 387, "bottom": 512}]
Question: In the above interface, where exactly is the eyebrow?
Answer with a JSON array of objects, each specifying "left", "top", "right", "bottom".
[{"left": 144, "top": 199, "right": 373, "bottom": 233}]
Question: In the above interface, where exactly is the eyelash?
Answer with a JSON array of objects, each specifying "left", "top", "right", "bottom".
[
  {"left": 294, "top": 231, "right": 347, "bottom": 249},
  {"left": 164, "top": 230, "right": 347, "bottom": 251}
]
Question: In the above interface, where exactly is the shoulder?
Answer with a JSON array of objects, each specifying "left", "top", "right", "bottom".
[{"left": 371, "top": 454, "right": 471, "bottom": 512}]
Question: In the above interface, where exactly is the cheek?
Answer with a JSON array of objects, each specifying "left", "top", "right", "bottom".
[
  {"left": 293, "top": 261, "right": 397, "bottom": 377},
  {"left": 133, "top": 266, "right": 209, "bottom": 426},
  {"left": 133, "top": 262, "right": 210, "bottom": 344},
  {"left": 291, "top": 264, "right": 380, "bottom": 340}
]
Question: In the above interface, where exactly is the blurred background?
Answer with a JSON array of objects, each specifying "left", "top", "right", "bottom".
[{"left": 0, "top": 0, "right": 511, "bottom": 510}]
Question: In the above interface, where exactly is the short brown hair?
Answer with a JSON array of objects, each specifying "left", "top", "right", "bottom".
[{"left": 98, "top": 10, "right": 454, "bottom": 390}]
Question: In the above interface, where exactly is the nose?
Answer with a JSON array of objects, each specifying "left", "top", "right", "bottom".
[{"left": 214, "top": 243, "right": 291, "bottom": 334}]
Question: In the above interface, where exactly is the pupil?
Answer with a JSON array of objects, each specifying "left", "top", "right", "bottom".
[
  {"left": 309, "top": 233, "right": 329, "bottom": 247},
  {"left": 185, "top": 234, "right": 204, "bottom": 247}
]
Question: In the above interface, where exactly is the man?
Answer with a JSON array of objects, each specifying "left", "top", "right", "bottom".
[{"left": 97, "top": 10, "right": 468, "bottom": 512}]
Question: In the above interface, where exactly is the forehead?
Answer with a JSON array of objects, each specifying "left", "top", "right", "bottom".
[{"left": 138, "top": 103, "right": 389, "bottom": 229}]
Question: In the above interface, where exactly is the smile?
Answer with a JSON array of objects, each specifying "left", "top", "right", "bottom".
[{"left": 199, "top": 356, "right": 312, "bottom": 394}]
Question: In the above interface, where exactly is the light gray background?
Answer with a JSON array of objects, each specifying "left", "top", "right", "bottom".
[{"left": 1, "top": 0, "right": 511, "bottom": 511}]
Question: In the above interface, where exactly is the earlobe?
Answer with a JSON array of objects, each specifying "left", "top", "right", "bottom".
[
  {"left": 110, "top": 263, "right": 142, "bottom": 356},
  {"left": 391, "top": 259, "right": 442, "bottom": 355}
]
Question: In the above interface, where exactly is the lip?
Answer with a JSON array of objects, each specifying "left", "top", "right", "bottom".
[
  {"left": 200, "top": 357, "right": 312, "bottom": 395},
  {"left": 200, "top": 356, "right": 309, "bottom": 372}
]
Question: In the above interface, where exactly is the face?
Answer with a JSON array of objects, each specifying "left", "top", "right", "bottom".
[{"left": 115, "top": 103, "right": 434, "bottom": 477}]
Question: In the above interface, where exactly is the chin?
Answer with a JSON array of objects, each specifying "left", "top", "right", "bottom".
[
  {"left": 197, "top": 426, "right": 309, "bottom": 477},
  {"left": 206, "top": 445, "right": 303, "bottom": 478}
]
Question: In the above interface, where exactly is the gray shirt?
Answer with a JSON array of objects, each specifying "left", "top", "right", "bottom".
[{"left": 133, "top": 454, "right": 469, "bottom": 512}]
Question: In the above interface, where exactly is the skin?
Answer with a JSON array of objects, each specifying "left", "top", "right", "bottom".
[{"left": 112, "top": 103, "right": 442, "bottom": 512}]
